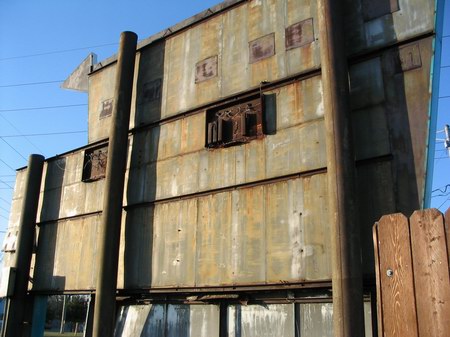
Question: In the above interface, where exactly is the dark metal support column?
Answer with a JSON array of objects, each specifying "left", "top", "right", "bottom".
[
  {"left": 3, "top": 154, "right": 44, "bottom": 337},
  {"left": 92, "top": 31, "right": 137, "bottom": 337},
  {"left": 317, "top": 1, "right": 365, "bottom": 336}
]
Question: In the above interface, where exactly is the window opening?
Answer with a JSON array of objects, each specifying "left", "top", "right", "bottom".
[{"left": 82, "top": 144, "right": 108, "bottom": 182}]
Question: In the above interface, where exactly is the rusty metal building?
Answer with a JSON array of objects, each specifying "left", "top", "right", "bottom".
[{"left": 1, "top": 0, "right": 445, "bottom": 336}]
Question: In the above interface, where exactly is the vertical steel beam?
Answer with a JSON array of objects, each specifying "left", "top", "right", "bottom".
[
  {"left": 91, "top": 31, "right": 137, "bottom": 337},
  {"left": 317, "top": 1, "right": 365, "bottom": 336},
  {"left": 3, "top": 154, "right": 44, "bottom": 337}
]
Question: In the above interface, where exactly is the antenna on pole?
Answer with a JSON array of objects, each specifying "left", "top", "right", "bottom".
[{"left": 445, "top": 124, "right": 450, "bottom": 157}]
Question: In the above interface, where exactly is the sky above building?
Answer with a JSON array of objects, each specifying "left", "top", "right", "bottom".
[{"left": 0, "top": 0, "right": 449, "bottom": 249}]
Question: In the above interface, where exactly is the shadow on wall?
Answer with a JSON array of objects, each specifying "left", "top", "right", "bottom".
[
  {"left": 347, "top": 0, "right": 422, "bottom": 277},
  {"left": 33, "top": 157, "right": 66, "bottom": 291},
  {"left": 124, "top": 40, "right": 166, "bottom": 289}
]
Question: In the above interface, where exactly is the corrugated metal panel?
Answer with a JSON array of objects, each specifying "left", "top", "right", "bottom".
[
  {"left": 132, "top": 41, "right": 166, "bottom": 128},
  {"left": 228, "top": 304, "right": 295, "bottom": 337},
  {"left": 196, "top": 193, "right": 233, "bottom": 286},
  {"left": 114, "top": 304, "right": 220, "bottom": 337},
  {"left": 231, "top": 186, "right": 266, "bottom": 283},
  {"left": 88, "top": 64, "right": 116, "bottom": 143},
  {"left": 356, "top": 161, "right": 396, "bottom": 276},
  {"left": 344, "top": 0, "right": 435, "bottom": 54},
  {"left": 152, "top": 199, "right": 197, "bottom": 287},
  {"left": 117, "top": 207, "right": 154, "bottom": 289},
  {"left": 161, "top": 0, "right": 320, "bottom": 119},
  {"left": 299, "top": 303, "right": 333, "bottom": 337},
  {"left": 33, "top": 215, "right": 101, "bottom": 291},
  {"left": 143, "top": 174, "right": 329, "bottom": 288}
]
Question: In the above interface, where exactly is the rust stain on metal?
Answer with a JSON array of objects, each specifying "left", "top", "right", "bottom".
[
  {"left": 99, "top": 98, "right": 113, "bottom": 119},
  {"left": 249, "top": 33, "right": 275, "bottom": 64},
  {"left": 285, "top": 18, "right": 315, "bottom": 51},
  {"left": 396, "top": 43, "right": 422, "bottom": 73},
  {"left": 195, "top": 56, "right": 218, "bottom": 83},
  {"left": 362, "top": 0, "right": 399, "bottom": 21}
]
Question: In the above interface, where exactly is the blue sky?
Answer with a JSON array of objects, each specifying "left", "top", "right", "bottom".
[{"left": 0, "top": 0, "right": 449, "bottom": 245}]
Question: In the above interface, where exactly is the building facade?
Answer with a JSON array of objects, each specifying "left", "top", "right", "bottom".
[{"left": 2, "top": 0, "right": 444, "bottom": 336}]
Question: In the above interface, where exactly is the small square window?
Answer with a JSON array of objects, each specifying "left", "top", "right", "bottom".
[
  {"left": 82, "top": 144, "right": 108, "bottom": 181},
  {"left": 205, "top": 94, "right": 276, "bottom": 149}
]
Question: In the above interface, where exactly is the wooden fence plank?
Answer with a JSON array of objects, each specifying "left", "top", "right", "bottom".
[
  {"left": 410, "top": 209, "right": 450, "bottom": 337},
  {"left": 377, "top": 214, "right": 419, "bottom": 337},
  {"left": 373, "top": 223, "right": 383, "bottom": 337},
  {"left": 445, "top": 208, "right": 450, "bottom": 265}
]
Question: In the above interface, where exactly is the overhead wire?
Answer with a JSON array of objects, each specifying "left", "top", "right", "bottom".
[
  {"left": 0, "top": 138, "right": 28, "bottom": 161},
  {"left": 0, "top": 114, "right": 43, "bottom": 153},
  {"left": 0, "top": 80, "right": 64, "bottom": 88},
  {"left": 0, "top": 158, "right": 16, "bottom": 171},
  {"left": 0, "top": 214, "right": 8, "bottom": 221},
  {"left": 0, "top": 103, "right": 87, "bottom": 113},
  {"left": 0, "top": 180, "right": 13, "bottom": 189},
  {"left": 0, "top": 197, "right": 11, "bottom": 206},
  {"left": 0, "top": 130, "right": 87, "bottom": 138},
  {"left": 0, "top": 205, "right": 10, "bottom": 213},
  {"left": 0, "top": 42, "right": 118, "bottom": 61}
]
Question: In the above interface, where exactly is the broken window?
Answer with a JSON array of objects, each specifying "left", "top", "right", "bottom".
[
  {"left": 205, "top": 94, "right": 276, "bottom": 149},
  {"left": 82, "top": 144, "right": 108, "bottom": 181}
]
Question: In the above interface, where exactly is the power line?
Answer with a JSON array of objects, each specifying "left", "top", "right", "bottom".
[
  {"left": 0, "top": 103, "right": 87, "bottom": 113},
  {"left": 0, "top": 180, "right": 13, "bottom": 189},
  {"left": 0, "top": 197, "right": 11, "bottom": 206},
  {"left": 0, "top": 158, "right": 16, "bottom": 171},
  {"left": 0, "top": 42, "right": 118, "bottom": 61},
  {"left": 0, "top": 130, "right": 87, "bottom": 138},
  {"left": 432, "top": 184, "right": 450, "bottom": 194},
  {"left": 0, "top": 114, "right": 43, "bottom": 153},
  {"left": 0, "top": 80, "right": 64, "bottom": 88},
  {"left": 0, "top": 138, "right": 28, "bottom": 161},
  {"left": 0, "top": 205, "right": 10, "bottom": 213},
  {"left": 0, "top": 214, "right": 8, "bottom": 221},
  {"left": 0, "top": 175, "right": 14, "bottom": 177}
]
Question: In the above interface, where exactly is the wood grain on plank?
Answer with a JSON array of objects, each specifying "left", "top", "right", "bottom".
[
  {"left": 410, "top": 209, "right": 450, "bottom": 337},
  {"left": 377, "top": 213, "right": 418, "bottom": 337},
  {"left": 373, "top": 223, "right": 384, "bottom": 337}
]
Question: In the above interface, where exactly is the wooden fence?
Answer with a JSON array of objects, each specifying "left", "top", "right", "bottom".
[{"left": 373, "top": 208, "right": 450, "bottom": 337}]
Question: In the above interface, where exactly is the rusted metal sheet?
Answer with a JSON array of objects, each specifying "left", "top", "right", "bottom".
[
  {"left": 160, "top": 0, "right": 321, "bottom": 118},
  {"left": 138, "top": 174, "right": 329, "bottom": 288},
  {"left": 249, "top": 33, "right": 275, "bottom": 64},
  {"left": 396, "top": 43, "right": 422, "bottom": 73},
  {"left": 152, "top": 199, "right": 197, "bottom": 287},
  {"left": 99, "top": 98, "right": 113, "bottom": 119},
  {"left": 285, "top": 18, "right": 315, "bottom": 50},
  {"left": 195, "top": 55, "right": 218, "bottom": 83},
  {"left": 196, "top": 193, "right": 233, "bottom": 286}
]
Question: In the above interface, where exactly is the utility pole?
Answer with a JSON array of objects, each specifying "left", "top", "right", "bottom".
[
  {"left": 3, "top": 154, "right": 45, "bottom": 337},
  {"left": 91, "top": 31, "right": 137, "bottom": 337},
  {"left": 317, "top": 0, "right": 365, "bottom": 336}
]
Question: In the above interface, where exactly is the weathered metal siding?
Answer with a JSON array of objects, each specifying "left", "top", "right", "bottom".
[
  {"left": 3, "top": 0, "right": 439, "bottom": 294},
  {"left": 114, "top": 304, "right": 220, "bottom": 337},
  {"left": 113, "top": 302, "right": 372, "bottom": 337},
  {"left": 116, "top": 174, "right": 329, "bottom": 289},
  {"left": 344, "top": 0, "right": 435, "bottom": 54}
]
